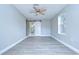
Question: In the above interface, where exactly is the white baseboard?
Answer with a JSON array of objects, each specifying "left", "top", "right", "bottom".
[
  {"left": 0, "top": 35, "right": 50, "bottom": 55},
  {"left": 0, "top": 36, "right": 29, "bottom": 55},
  {"left": 2, "top": 35, "right": 76, "bottom": 54},
  {"left": 51, "top": 35, "right": 79, "bottom": 54}
]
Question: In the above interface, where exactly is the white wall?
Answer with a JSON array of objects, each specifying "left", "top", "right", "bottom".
[
  {"left": 0, "top": 5, "right": 26, "bottom": 53},
  {"left": 41, "top": 19, "right": 51, "bottom": 36},
  {"left": 51, "top": 5, "right": 79, "bottom": 52}
]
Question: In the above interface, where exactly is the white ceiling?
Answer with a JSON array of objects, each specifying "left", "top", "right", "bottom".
[{"left": 14, "top": 4, "right": 66, "bottom": 20}]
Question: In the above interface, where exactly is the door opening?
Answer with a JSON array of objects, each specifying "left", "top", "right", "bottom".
[{"left": 26, "top": 20, "right": 41, "bottom": 36}]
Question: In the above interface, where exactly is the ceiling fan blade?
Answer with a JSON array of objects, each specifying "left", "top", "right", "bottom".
[
  {"left": 40, "top": 8, "right": 46, "bottom": 12},
  {"left": 39, "top": 11, "right": 45, "bottom": 15}
]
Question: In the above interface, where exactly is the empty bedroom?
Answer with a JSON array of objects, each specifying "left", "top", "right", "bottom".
[{"left": 0, "top": 4, "right": 79, "bottom": 55}]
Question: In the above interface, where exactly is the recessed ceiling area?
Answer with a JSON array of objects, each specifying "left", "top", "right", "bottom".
[{"left": 13, "top": 4, "right": 67, "bottom": 20}]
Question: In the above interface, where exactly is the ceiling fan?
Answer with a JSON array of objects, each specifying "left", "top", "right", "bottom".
[{"left": 30, "top": 4, "right": 47, "bottom": 16}]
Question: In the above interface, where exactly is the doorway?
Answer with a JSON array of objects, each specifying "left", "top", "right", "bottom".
[{"left": 26, "top": 20, "right": 41, "bottom": 36}]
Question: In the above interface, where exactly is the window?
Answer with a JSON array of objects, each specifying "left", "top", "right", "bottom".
[{"left": 58, "top": 15, "right": 65, "bottom": 35}]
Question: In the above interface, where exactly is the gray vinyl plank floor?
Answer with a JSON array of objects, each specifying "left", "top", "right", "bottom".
[{"left": 2, "top": 36, "right": 77, "bottom": 55}]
